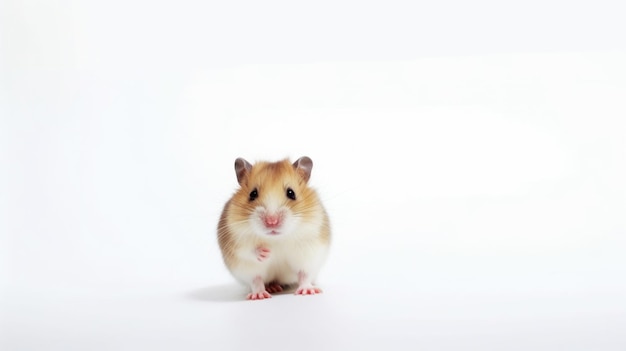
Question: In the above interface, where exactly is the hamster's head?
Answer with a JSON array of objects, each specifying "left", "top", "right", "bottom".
[{"left": 229, "top": 156, "right": 322, "bottom": 238}]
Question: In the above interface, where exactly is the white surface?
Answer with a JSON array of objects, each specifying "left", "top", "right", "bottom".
[{"left": 2, "top": 1, "right": 626, "bottom": 350}]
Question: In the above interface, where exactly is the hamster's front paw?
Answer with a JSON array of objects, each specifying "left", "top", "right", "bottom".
[
  {"left": 248, "top": 276, "right": 272, "bottom": 300},
  {"left": 295, "top": 285, "right": 323, "bottom": 295},
  {"left": 255, "top": 247, "right": 270, "bottom": 262},
  {"left": 247, "top": 291, "right": 272, "bottom": 300},
  {"left": 295, "top": 271, "right": 322, "bottom": 295}
]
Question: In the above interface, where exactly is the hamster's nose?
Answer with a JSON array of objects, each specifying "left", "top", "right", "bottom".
[{"left": 263, "top": 214, "right": 281, "bottom": 228}]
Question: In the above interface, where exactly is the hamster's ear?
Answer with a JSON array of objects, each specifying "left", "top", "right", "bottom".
[
  {"left": 235, "top": 158, "right": 252, "bottom": 185},
  {"left": 293, "top": 156, "right": 313, "bottom": 182}
]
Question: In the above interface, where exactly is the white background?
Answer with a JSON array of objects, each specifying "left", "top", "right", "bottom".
[{"left": 1, "top": 1, "right": 626, "bottom": 350}]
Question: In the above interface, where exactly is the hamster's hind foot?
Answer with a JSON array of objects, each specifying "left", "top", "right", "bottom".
[{"left": 265, "top": 281, "right": 284, "bottom": 293}]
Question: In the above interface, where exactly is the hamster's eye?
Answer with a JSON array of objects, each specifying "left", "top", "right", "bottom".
[
  {"left": 249, "top": 189, "right": 258, "bottom": 201},
  {"left": 286, "top": 188, "right": 296, "bottom": 200}
]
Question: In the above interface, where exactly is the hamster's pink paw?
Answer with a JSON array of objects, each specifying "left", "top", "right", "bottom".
[
  {"left": 265, "top": 282, "right": 284, "bottom": 293},
  {"left": 255, "top": 247, "right": 270, "bottom": 262},
  {"left": 295, "top": 286, "right": 323, "bottom": 295},
  {"left": 295, "top": 271, "right": 321, "bottom": 295},
  {"left": 247, "top": 291, "right": 272, "bottom": 300}
]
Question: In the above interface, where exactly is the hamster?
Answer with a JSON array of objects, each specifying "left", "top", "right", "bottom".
[{"left": 217, "top": 156, "right": 331, "bottom": 300}]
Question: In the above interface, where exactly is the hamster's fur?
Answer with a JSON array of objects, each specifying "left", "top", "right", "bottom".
[{"left": 217, "top": 156, "right": 330, "bottom": 300}]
